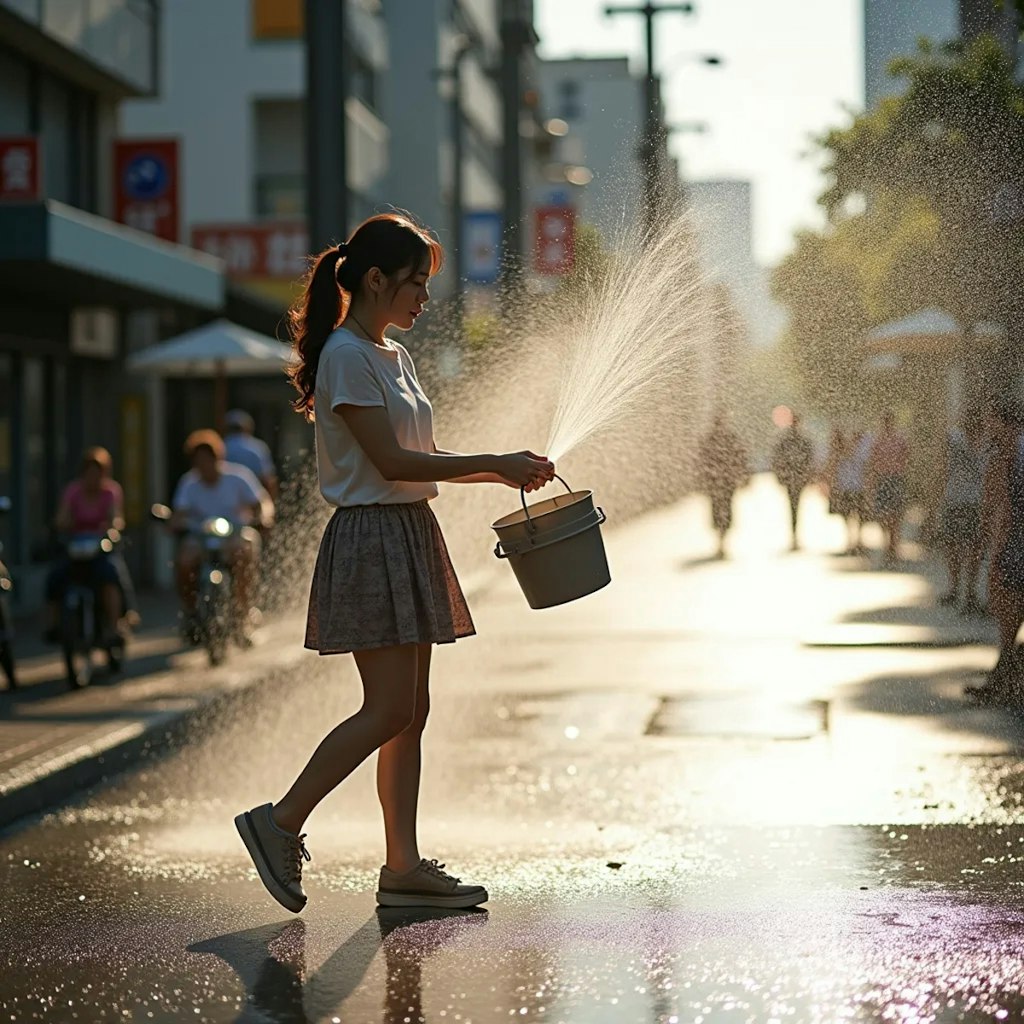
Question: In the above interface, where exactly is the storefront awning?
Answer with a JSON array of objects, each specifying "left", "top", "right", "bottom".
[
  {"left": 0, "top": 200, "right": 224, "bottom": 311},
  {"left": 863, "top": 308, "right": 1004, "bottom": 356},
  {"left": 126, "top": 319, "right": 294, "bottom": 377}
]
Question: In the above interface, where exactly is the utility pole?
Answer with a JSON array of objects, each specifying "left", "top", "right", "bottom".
[
  {"left": 305, "top": 0, "right": 348, "bottom": 251},
  {"left": 499, "top": 0, "right": 537, "bottom": 317},
  {"left": 437, "top": 39, "right": 473, "bottom": 334},
  {"left": 605, "top": 2, "right": 693, "bottom": 235}
]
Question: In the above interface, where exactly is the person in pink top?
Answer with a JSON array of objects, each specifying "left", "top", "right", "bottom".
[
  {"left": 866, "top": 411, "right": 912, "bottom": 563},
  {"left": 44, "top": 447, "right": 133, "bottom": 643}
]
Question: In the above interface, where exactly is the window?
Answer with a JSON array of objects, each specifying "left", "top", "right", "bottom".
[
  {"left": 558, "top": 79, "right": 581, "bottom": 121},
  {"left": 253, "top": 99, "right": 305, "bottom": 217},
  {"left": 349, "top": 48, "right": 377, "bottom": 113},
  {"left": 252, "top": 0, "right": 304, "bottom": 39}
]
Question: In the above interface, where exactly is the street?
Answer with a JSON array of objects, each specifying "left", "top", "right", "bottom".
[{"left": 2, "top": 477, "right": 1023, "bottom": 1023}]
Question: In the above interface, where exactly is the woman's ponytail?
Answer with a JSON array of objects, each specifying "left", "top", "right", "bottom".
[{"left": 287, "top": 246, "right": 345, "bottom": 419}]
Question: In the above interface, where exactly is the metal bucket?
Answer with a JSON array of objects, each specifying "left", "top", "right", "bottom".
[{"left": 491, "top": 475, "right": 610, "bottom": 609}]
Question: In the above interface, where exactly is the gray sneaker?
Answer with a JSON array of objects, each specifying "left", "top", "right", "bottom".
[
  {"left": 376, "top": 858, "right": 488, "bottom": 909},
  {"left": 234, "top": 803, "right": 311, "bottom": 913}
]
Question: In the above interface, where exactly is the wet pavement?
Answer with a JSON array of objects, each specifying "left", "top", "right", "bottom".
[{"left": 3, "top": 478, "right": 1024, "bottom": 1023}]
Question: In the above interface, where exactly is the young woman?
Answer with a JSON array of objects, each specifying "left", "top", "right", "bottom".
[{"left": 235, "top": 213, "right": 554, "bottom": 913}]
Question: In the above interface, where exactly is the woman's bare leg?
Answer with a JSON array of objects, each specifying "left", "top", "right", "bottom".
[
  {"left": 376, "top": 643, "right": 432, "bottom": 873},
  {"left": 272, "top": 644, "right": 419, "bottom": 835}
]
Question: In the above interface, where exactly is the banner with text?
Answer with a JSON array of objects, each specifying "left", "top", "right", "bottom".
[
  {"left": 0, "top": 137, "right": 41, "bottom": 201},
  {"left": 191, "top": 222, "right": 308, "bottom": 279}
]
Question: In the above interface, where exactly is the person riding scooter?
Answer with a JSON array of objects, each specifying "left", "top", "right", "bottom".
[
  {"left": 44, "top": 447, "right": 136, "bottom": 647},
  {"left": 171, "top": 430, "right": 274, "bottom": 644}
]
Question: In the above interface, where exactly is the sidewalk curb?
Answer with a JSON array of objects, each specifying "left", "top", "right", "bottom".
[{"left": 0, "top": 628, "right": 309, "bottom": 833}]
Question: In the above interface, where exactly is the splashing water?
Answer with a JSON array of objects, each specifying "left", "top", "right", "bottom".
[
  {"left": 544, "top": 215, "right": 714, "bottom": 463},
  {"left": 258, "top": 208, "right": 725, "bottom": 612}
]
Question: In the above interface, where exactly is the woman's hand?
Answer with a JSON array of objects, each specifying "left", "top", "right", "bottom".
[{"left": 493, "top": 451, "right": 555, "bottom": 491}]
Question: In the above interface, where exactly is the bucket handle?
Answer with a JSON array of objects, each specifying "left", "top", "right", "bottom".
[
  {"left": 521, "top": 474, "right": 572, "bottom": 534},
  {"left": 495, "top": 505, "right": 606, "bottom": 559}
]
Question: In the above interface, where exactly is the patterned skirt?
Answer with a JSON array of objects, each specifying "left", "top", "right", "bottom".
[{"left": 304, "top": 500, "right": 476, "bottom": 655}]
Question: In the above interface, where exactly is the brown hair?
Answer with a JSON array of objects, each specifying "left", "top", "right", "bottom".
[
  {"left": 184, "top": 429, "right": 225, "bottom": 462},
  {"left": 81, "top": 446, "right": 112, "bottom": 476},
  {"left": 287, "top": 212, "right": 444, "bottom": 419}
]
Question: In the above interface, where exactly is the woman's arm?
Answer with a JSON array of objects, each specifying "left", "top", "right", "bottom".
[
  {"left": 432, "top": 445, "right": 520, "bottom": 487},
  {"left": 340, "top": 406, "right": 552, "bottom": 488}
]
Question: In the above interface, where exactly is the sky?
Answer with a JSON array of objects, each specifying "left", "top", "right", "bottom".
[{"left": 534, "top": 0, "right": 864, "bottom": 267}]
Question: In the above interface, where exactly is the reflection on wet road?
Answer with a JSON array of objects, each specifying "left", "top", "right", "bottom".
[{"left": 3, "top": 486, "right": 1024, "bottom": 1022}]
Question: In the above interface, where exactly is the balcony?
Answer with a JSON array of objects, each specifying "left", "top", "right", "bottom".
[{"left": 0, "top": 0, "right": 158, "bottom": 96}]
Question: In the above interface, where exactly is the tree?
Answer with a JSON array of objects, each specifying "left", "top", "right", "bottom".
[{"left": 772, "top": 36, "right": 1024, "bottom": 409}]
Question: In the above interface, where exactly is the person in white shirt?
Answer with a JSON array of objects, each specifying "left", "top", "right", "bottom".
[
  {"left": 171, "top": 429, "right": 274, "bottom": 641},
  {"left": 224, "top": 409, "right": 279, "bottom": 500},
  {"left": 233, "top": 212, "right": 554, "bottom": 916}
]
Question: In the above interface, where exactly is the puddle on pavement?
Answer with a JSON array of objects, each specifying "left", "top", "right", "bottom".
[
  {"left": 3, "top": 825, "right": 1024, "bottom": 1022},
  {"left": 647, "top": 696, "right": 829, "bottom": 740},
  {"left": 490, "top": 691, "right": 829, "bottom": 742}
]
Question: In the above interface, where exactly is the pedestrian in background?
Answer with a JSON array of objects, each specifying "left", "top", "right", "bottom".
[
  {"left": 938, "top": 413, "right": 987, "bottom": 615},
  {"left": 224, "top": 409, "right": 279, "bottom": 500},
  {"left": 866, "top": 411, "right": 911, "bottom": 564},
  {"left": 830, "top": 428, "right": 872, "bottom": 555},
  {"left": 967, "top": 399, "right": 1024, "bottom": 705},
  {"left": 234, "top": 213, "right": 554, "bottom": 915},
  {"left": 697, "top": 410, "right": 749, "bottom": 559},
  {"left": 772, "top": 412, "right": 815, "bottom": 551}
]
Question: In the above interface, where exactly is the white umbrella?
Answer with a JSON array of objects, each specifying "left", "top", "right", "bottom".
[
  {"left": 127, "top": 319, "right": 294, "bottom": 376},
  {"left": 864, "top": 308, "right": 960, "bottom": 354},
  {"left": 127, "top": 319, "right": 295, "bottom": 429}
]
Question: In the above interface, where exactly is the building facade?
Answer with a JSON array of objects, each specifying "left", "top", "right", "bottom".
[
  {"left": 121, "top": 0, "right": 519, "bottom": 302},
  {"left": 0, "top": 0, "right": 239, "bottom": 607},
  {"left": 536, "top": 56, "right": 682, "bottom": 246},
  {"left": 121, "top": 0, "right": 389, "bottom": 304},
  {"left": 537, "top": 57, "right": 642, "bottom": 242},
  {"left": 686, "top": 179, "right": 785, "bottom": 349}
]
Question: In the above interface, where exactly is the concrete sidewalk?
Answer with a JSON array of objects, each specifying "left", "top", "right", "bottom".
[{"left": 0, "top": 588, "right": 314, "bottom": 829}]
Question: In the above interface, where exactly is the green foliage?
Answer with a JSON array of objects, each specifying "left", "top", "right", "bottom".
[
  {"left": 463, "top": 311, "right": 500, "bottom": 350},
  {"left": 558, "top": 221, "right": 612, "bottom": 298},
  {"left": 772, "top": 35, "right": 1024, "bottom": 411}
]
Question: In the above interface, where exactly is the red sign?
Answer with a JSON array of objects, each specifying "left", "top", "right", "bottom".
[
  {"left": 0, "top": 137, "right": 41, "bottom": 201},
  {"left": 534, "top": 205, "right": 576, "bottom": 275},
  {"left": 191, "top": 222, "right": 308, "bottom": 279},
  {"left": 114, "top": 138, "right": 180, "bottom": 242}
]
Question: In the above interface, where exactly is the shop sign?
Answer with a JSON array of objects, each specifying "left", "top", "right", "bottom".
[
  {"left": 114, "top": 138, "right": 180, "bottom": 242},
  {"left": 0, "top": 137, "right": 41, "bottom": 201},
  {"left": 191, "top": 222, "right": 308, "bottom": 279},
  {"left": 463, "top": 211, "right": 503, "bottom": 285},
  {"left": 534, "top": 205, "right": 575, "bottom": 275},
  {"left": 70, "top": 308, "right": 119, "bottom": 359}
]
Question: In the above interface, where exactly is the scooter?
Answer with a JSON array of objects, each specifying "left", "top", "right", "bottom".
[
  {"left": 152, "top": 505, "right": 240, "bottom": 667},
  {"left": 0, "top": 497, "right": 16, "bottom": 690},
  {"left": 58, "top": 530, "right": 127, "bottom": 688}
]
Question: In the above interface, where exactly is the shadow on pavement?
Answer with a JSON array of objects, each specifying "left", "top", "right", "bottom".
[
  {"left": 189, "top": 907, "right": 488, "bottom": 1023},
  {"left": 841, "top": 666, "right": 1024, "bottom": 741},
  {"left": 676, "top": 554, "right": 725, "bottom": 570}
]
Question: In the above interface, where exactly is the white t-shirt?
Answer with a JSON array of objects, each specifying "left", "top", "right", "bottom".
[
  {"left": 315, "top": 327, "right": 438, "bottom": 507},
  {"left": 172, "top": 463, "right": 266, "bottom": 525}
]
